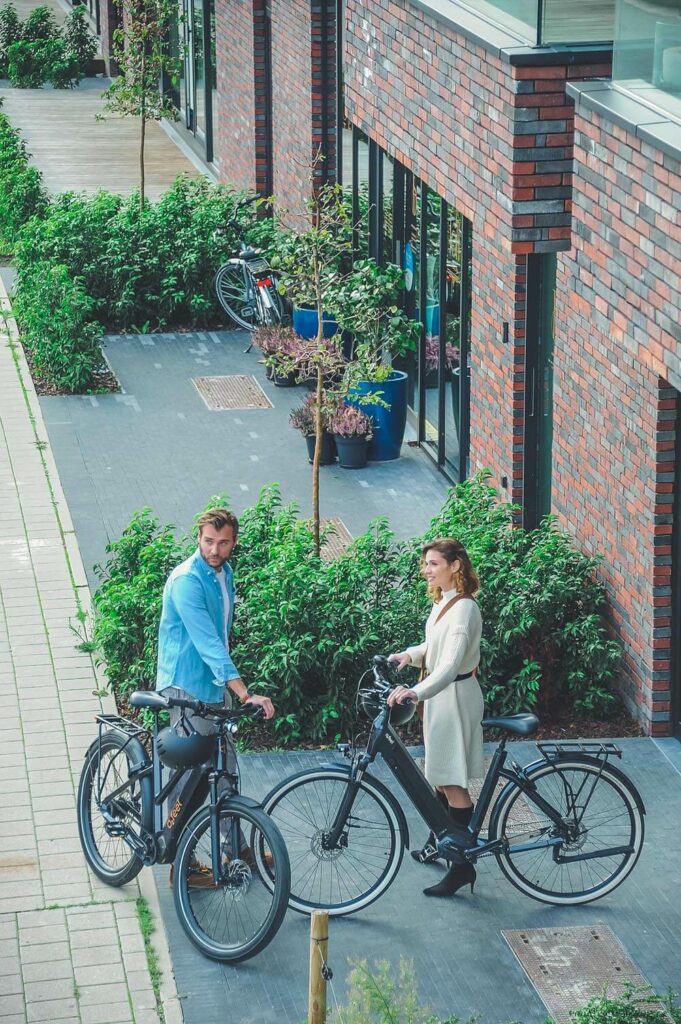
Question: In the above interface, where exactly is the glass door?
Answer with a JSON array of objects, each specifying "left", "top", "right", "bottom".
[{"left": 167, "top": 0, "right": 215, "bottom": 161}]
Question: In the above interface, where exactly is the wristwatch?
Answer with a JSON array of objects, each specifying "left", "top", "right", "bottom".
[{"left": 240, "top": 692, "right": 252, "bottom": 703}]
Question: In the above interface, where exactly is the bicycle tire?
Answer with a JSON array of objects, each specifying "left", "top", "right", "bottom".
[
  {"left": 262, "top": 767, "right": 404, "bottom": 917},
  {"left": 214, "top": 261, "right": 259, "bottom": 331},
  {"left": 77, "top": 731, "right": 152, "bottom": 887},
  {"left": 489, "top": 756, "right": 644, "bottom": 906},
  {"left": 173, "top": 798, "right": 290, "bottom": 963}
]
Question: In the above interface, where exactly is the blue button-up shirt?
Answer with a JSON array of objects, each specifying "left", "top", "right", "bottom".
[{"left": 156, "top": 548, "right": 240, "bottom": 702}]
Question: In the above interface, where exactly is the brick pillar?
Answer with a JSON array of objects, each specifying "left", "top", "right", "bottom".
[{"left": 271, "top": 0, "right": 336, "bottom": 224}]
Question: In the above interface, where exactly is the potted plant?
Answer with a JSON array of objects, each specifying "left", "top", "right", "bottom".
[
  {"left": 253, "top": 324, "right": 303, "bottom": 386},
  {"left": 289, "top": 391, "right": 338, "bottom": 465},
  {"left": 332, "top": 259, "right": 420, "bottom": 462},
  {"left": 329, "top": 402, "right": 373, "bottom": 469}
]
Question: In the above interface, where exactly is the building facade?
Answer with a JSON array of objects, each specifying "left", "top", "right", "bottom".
[{"left": 95, "top": 0, "right": 681, "bottom": 737}]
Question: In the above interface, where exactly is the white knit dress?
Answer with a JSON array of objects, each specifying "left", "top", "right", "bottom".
[{"left": 404, "top": 589, "right": 484, "bottom": 788}]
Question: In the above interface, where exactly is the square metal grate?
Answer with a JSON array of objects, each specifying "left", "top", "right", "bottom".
[
  {"left": 320, "top": 518, "right": 353, "bottom": 561},
  {"left": 192, "top": 375, "right": 272, "bottom": 411},
  {"left": 503, "top": 925, "right": 652, "bottom": 1023}
]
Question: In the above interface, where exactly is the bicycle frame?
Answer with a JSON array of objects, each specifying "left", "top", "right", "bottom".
[
  {"left": 328, "top": 704, "right": 635, "bottom": 867},
  {"left": 94, "top": 713, "right": 239, "bottom": 868}
]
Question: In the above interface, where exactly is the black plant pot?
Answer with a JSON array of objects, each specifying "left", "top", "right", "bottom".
[
  {"left": 333, "top": 434, "right": 368, "bottom": 469},
  {"left": 305, "top": 432, "right": 336, "bottom": 465},
  {"left": 273, "top": 371, "right": 298, "bottom": 387}
]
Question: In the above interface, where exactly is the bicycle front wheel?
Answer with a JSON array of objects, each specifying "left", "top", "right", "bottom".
[
  {"left": 214, "top": 262, "right": 259, "bottom": 330},
  {"left": 263, "top": 768, "right": 404, "bottom": 916},
  {"left": 173, "top": 799, "right": 290, "bottom": 963},
  {"left": 490, "top": 757, "right": 644, "bottom": 906},
  {"left": 77, "top": 731, "right": 152, "bottom": 886}
]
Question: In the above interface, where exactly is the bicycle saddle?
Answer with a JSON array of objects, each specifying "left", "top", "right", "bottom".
[
  {"left": 481, "top": 713, "right": 539, "bottom": 736},
  {"left": 129, "top": 691, "right": 170, "bottom": 710}
]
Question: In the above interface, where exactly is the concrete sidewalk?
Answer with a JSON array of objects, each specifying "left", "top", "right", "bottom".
[{"left": 0, "top": 290, "right": 181, "bottom": 1023}]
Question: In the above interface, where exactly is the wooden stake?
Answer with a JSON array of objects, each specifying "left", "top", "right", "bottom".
[{"left": 308, "top": 909, "right": 329, "bottom": 1024}]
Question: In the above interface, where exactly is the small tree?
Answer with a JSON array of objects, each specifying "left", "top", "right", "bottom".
[
  {"left": 100, "top": 0, "right": 180, "bottom": 209},
  {"left": 271, "top": 178, "right": 354, "bottom": 555}
]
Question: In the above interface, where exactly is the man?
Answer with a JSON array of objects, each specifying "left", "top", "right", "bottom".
[{"left": 156, "top": 507, "right": 274, "bottom": 882}]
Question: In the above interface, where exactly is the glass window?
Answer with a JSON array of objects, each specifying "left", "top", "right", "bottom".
[
  {"left": 382, "top": 152, "right": 395, "bottom": 265},
  {"left": 613, "top": 0, "right": 681, "bottom": 121},
  {"left": 424, "top": 0, "right": 614, "bottom": 46}
]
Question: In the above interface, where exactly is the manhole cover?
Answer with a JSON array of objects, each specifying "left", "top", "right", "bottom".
[
  {"left": 192, "top": 375, "right": 272, "bottom": 410},
  {"left": 503, "top": 925, "right": 652, "bottom": 1023},
  {"left": 320, "top": 518, "right": 353, "bottom": 561}
]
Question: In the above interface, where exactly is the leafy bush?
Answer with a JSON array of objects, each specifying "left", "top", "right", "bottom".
[
  {"left": 339, "top": 958, "right": 469, "bottom": 1024},
  {"left": 91, "top": 510, "right": 188, "bottom": 699},
  {"left": 0, "top": 3, "right": 21, "bottom": 76},
  {"left": 14, "top": 175, "right": 264, "bottom": 329},
  {"left": 2, "top": 4, "right": 94, "bottom": 87},
  {"left": 90, "top": 476, "right": 622, "bottom": 745},
  {"left": 568, "top": 985, "right": 681, "bottom": 1024},
  {"left": 12, "top": 261, "right": 105, "bottom": 391},
  {"left": 63, "top": 5, "right": 97, "bottom": 70},
  {"left": 0, "top": 107, "right": 48, "bottom": 248}
]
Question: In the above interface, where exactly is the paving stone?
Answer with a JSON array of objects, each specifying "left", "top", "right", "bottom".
[
  {"left": 24, "top": 977, "right": 76, "bottom": 1003},
  {"left": 20, "top": 959, "right": 74, "bottom": 984},
  {"left": 78, "top": 1000, "right": 134, "bottom": 1024},
  {"left": 20, "top": 942, "right": 71, "bottom": 966},
  {"left": 25, "top": 996, "right": 78, "bottom": 1022}
]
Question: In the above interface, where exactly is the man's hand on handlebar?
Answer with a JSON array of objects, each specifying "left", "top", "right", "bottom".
[
  {"left": 243, "top": 695, "right": 275, "bottom": 720},
  {"left": 387, "top": 686, "right": 418, "bottom": 707}
]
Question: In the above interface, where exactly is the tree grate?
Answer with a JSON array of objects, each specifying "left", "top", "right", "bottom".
[
  {"left": 502, "top": 925, "right": 654, "bottom": 1023},
  {"left": 192, "top": 375, "right": 272, "bottom": 411},
  {"left": 320, "top": 518, "right": 353, "bottom": 561}
]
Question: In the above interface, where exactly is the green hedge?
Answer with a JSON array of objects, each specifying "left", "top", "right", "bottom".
[
  {"left": 0, "top": 105, "right": 48, "bottom": 249},
  {"left": 90, "top": 475, "right": 622, "bottom": 745},
  {"left": 12, "top": 260, "right": 105, "bottom": 391},
  {"left": 0, "top": 4, "right": 96, "bottom": 88}
]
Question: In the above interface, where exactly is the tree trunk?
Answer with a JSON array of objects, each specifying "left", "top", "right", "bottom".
[
  {"left": 140, "top": 114, "right": 146, "bottom": 210},
  {"left": 312, "top": 352, "right": 323, "bottom": 559}
]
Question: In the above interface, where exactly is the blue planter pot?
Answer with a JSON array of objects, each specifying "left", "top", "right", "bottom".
[
  {"left": 292, "top": 306, "right": 339, "bottom": 340},
  {"left": 351, "top": 370, "right": 408, "bottom": 462}
]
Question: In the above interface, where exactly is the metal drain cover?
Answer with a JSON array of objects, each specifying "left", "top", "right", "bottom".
[
  {"left": 320, "top": 518, "right": 353, "bottom": 561},
  {"left": 503, "top": 925, "right": 651, "bottom": 1023},
  {"left": 192, "top": 375, "right": 272, "bottom": 410}
]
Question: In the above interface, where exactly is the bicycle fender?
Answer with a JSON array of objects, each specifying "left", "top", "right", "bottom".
[
  {"left": 319, "top": 762, "right": 411, "bottom": 849},
  {"left": 216, "top": 793, "right": 262, "bottom": 813},
  {"left": 84, "top": 733, "right": 150, "bottom": 777},
  {"left": 489, "top": 753, "right": 645, "bottom": 840}
]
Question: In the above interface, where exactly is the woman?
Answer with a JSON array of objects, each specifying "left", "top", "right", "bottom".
[{"left": 387, "top": 537, "right": 484, "bottom": 898}]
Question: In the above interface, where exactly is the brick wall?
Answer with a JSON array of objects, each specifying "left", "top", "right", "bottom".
[
  {"left": 214, "top": 0, "right": 258, "bottom": 189},
  {"left": 553, "top": 105, "right": 681, "bottom": 734},
  {"left": 343, "top": 0, "right": 609, "bottom": 509},
  {"left": 270, "top": 0, "right": 313, "bottom": 223}
]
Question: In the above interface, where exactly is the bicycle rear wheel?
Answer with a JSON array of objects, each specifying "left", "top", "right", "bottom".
[
  {"left": 490, "top": 756, "right": 644, "bottom": 905},
  {"left": 173, "top": 798, "right": 290, "bottom": 962},
  {"left": 262, "top": 767, "right": 404, "bottom": 916},
  {"left": 214, "top": 262, "right": 259, "bottom": 330},
  {"left": 77, "top": 731, "right": 152, "bottom": 886}
]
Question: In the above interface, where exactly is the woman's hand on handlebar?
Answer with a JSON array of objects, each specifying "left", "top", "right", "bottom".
[
  {"left": 243, "top": 694, "right": 275, "bottom": 720},
  {"left": 387, "top": 652, "right": 412, "bottom": 672},
  {"left": 387, "top": 686, "right": 418, "bottom": 707}
]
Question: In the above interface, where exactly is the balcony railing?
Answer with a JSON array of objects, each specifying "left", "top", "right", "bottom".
[
  {"left": 612, "top": 0, "right": 681, "bottom": 123},
  {"left": 457, "top": 0, "right": 615, "bottom": 46}
]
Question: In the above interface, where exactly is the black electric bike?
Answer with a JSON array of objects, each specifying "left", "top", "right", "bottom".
[
  {"left": 77, "top": 691, "right": 290, "bottom": 962},
  {"left": 262, "top": 656, "right": 645, "bottom": 916},
  {"left": 214, "top": 195, "right": 283, "bottom": 333}
]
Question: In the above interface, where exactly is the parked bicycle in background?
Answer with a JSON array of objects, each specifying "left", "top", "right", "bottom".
[
  {"left": 214, "top": 195, "right": 283, "bottom": 333},
  {"left": 77, "top": 690, "right": 290, "bottom": 963}
]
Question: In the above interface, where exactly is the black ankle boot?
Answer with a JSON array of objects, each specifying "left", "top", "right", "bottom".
[
  {"left": 411, "top": 790, "right": 449, "bottom": 864},
  {"left": 423, "top": 804, "right": 476, "bottom": 897}
]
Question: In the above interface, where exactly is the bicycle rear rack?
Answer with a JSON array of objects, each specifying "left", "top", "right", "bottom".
[
  {"left": 96, "top": 713, "right": 148, "bottom": 739},
  {"left": 537, "top": 741, "right": 622, "bottom": 760},
  {"left": 245, "top": 257, "right": 270, "bottom": 275}
]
